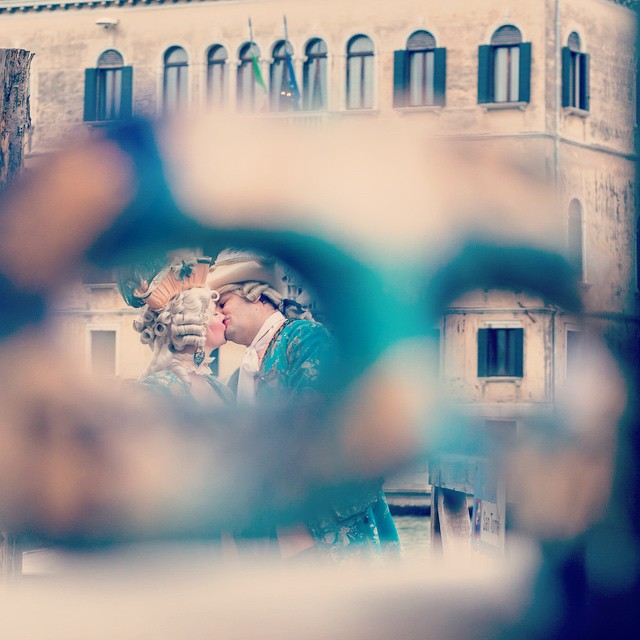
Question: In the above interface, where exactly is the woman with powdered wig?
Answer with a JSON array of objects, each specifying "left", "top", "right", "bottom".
[{"left": 118, "top": 253, "right": 231, "bottom": 406}]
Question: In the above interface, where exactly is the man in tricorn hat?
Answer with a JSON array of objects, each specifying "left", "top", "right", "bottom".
[
  {"left": 206, "top": 248, "right": 318, "bottom": 404},
  {"left": 205, "top": 248, "right": 400, "bottom": 561}
]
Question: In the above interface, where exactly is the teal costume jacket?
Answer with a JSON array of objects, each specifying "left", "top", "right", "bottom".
[
  {"left": 140, "top": 370, "right": 232, "bottom": 405},
  {"left": 256, "top": 318, "right": 400, "bottom": 560}
]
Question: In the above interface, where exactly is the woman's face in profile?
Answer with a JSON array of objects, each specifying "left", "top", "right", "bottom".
[{"left": 205, "top": 298, "right": 227, "bottom": 351}]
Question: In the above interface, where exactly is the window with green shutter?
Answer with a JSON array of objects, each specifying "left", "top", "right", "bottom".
[
  {"left": 394, "top": 30, "right": 446, "bottom": 108},
  {"left": 562, "top": 32, "right": 590, "bottom": 111},
  {"left": 478, "top": 26, "right": 531, "bottom": 105},
  {"left": 84, "top": 50, "right": 132, "bottom": 122}
]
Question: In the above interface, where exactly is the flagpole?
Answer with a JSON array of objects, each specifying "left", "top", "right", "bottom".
[
  {"left": 247, "top": 16, "right": 268, "bottom": 111},
  {"left": 282, "top": 15, "right": 300, "bottom": 110}
]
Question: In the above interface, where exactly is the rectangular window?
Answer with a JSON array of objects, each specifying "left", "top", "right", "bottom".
[
  {"left": 566, "top": 329, "right": 582, "bottom": 378},
  {"left": 81, "top": 265, "right": 115, "bottom": 285},
  {"left": 164, "top": 65, "right": 188, "bottom": 113},
  {"left": 91, "top": 330, "right": 116, "bottom": 376},
  {"left": 84, "top": 67, "right": 133, "bottom": 122},
  {"left": 478, "top": 328, "right": 523, "bottom": 377},
  {"left": 485, "top": 419, "right": 517, "bottom": 446},
  {"left": 97, "top": 68, "right": 122, "bottom": 120},
  {"left": 562, "top": 48, "right": 590, "bottom": 111},
  {"left": 207, "top": 64, "right": 226, "bottom": 106},
  {"left": 478, "top": 43, "right": 531, "bottom": 105},
  {"left": 303, "top": 56, "right": 327, "bottom": 111},
  {"left": 347, "top": 56, "right": 374, "bottom": 109},
  {"left": 393, "top": 48, "right": 446, "bottom": 108},
  {"left": 429, "top": 327, "right": 441, "bottom": 374},
  {"left": 493, "top": 46, "right": 519, "bottom": 102},
  {"left": 409, "top": 50, "right": 434, "bottom": 106}
]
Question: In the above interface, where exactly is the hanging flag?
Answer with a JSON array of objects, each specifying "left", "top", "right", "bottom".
[
  {"left": 284, "top": 48, "right": 301, "bottom": 110},
  {"left": 248, "top": 18, "right": 268, "bottom": 112},
  {"left": 282, "top": 15, "right": 301, "bottom": 111}
]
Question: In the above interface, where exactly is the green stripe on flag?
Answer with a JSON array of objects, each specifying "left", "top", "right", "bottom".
[{"left": 251, "top": 55, "right": 267, "bottom": 94}]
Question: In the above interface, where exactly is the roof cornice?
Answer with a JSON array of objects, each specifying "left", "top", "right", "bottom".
[
  {"left": 0, "top": 0, "right": 635, "bottom": 15},
  {"left": 0, "top": 0, "right": 224, "bottom": 14}
]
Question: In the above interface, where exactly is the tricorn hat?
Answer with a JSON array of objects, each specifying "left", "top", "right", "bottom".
[{"left": 206, "top": 249, "right": 283, "bottom": 292}]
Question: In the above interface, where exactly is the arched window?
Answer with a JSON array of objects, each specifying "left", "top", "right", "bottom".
[
  {"left": 270, "top": 40, "right": 300, "bottom": 111},
  {"left": 207, "top": 45, "right": 227, "bottom": 107},
  {"left": 346, "top": 35, "right": 374, "bottom": 110},
  {"left": 492, "top": 26, "right": 522, "bottom": 103},
  {"left": 394, "top": 31, "right": 446, "bottom": 108},
  {"left": 568, "top": 199, "right": 584, "bottom": 280},
  {"left": 84, "top": 50, "right": 132, "bottom": 122},
  {"left": 96, "top": 50, "right": 123, "bottom": 120},
  {"left": 303, "top": 38, "right": 327, "bottom": 111},
  {"left": 163, "top": 46, "right": 188, "bottom": 113},
  {"left": 237, "top": 42, "right": 267, "bottom": 112},
  {"left": 562, "top": 32, "right": 590, "bottom": 111},
  {"left": 408, "top": 31, "right": 436, "bottom": 106},
  {"left": 478, "top": 25, "right": 531, "bottom": 104}
]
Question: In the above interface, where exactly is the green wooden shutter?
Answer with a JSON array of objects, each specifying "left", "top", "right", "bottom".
[
  {"left": 561, "top": 47, "right": 571, "bottom": 107},
  {"left": 513, "top": 328, "right": 524, "bottom": 377},
  {"left": 433, "top": 47, "right": 447, "bottom": 106},
  {"left": 518, "top": 42, "right": 531, "bottom": 103},
  {"left": 120, "top": 66, "right": 133, "bottom": 119},
  {"left": 478, "top": 328, "right": 488, "bottom": 376},
  {"left": 393, "top": 50, "right": 409, "bottom": 108},
  {"left": 84, "top": 68, "right": 97, "bottom": 122},
  {"left": 580, "top": 53, "right": 590, "bottom": 111},
  {"left": 478, "top": 45, "right": 492, "bottom": 104}
]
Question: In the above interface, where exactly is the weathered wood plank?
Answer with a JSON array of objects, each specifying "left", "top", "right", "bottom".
[
  {"left": 0, "top": 48, "right": 34, "bottom": 193},
  {"left": 1, "top": 47, "right": 33, "bottom": 581}
]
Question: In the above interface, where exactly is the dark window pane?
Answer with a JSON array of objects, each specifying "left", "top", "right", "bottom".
[
  {"left": 567, "top": 330, "right": 582, "bottom": 377},
  {"left": 568, "top": 199, "right": 583, "bottom": 279},
  {"left": 478, "top": 328, "right": 524, "bottom": 377},
  {"left": 91, "top": 331, "right": 116, "bottom": 376},
  {"left": 304, "top": 38, "right": 327, "bottom": 110}
]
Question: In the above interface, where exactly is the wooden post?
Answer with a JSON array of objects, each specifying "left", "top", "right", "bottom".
[
  {"left": 0, "top": 47, "right": 33, "bottom": 581},
  {"left": 429, "top": 455, "right": 475, "bottom": 556},
  {"left": 0, "top": 48, "right": 34, "bottom": 192}
]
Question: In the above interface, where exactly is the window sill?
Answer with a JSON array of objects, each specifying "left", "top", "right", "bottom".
[
  {"left": 479, "top": 377, "right": 523, "bottom": 384},
  {"left": 481, "top": 101, "right": 528, "bottom": 112},
  {"left": 340, "top": 108, "right": 380, "bottom": 116},
  {"left": 563, "top": 106, "right": 590, "bottom": 118},
  {"left": 85, "top": 120, "right": 127, "bottom": 128},
  {"left": 395, "top": 105, "right": 443, "bottom": 114}
]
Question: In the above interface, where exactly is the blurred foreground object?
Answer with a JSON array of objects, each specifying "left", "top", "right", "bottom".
[
  {"left": 0, "top": 49, "right": 32, "bottom": 193},
  {"left": 0, "top": 111, "right": 636, "bottom": 638},
  {"left": 0, "top": 46, "right": 33, "bottom": 581}
]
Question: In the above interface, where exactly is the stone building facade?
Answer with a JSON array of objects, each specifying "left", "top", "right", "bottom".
[{"left": 0, "top": 0, "right": 636, "bottom": 423}]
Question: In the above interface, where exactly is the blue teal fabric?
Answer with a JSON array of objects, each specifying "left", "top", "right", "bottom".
[
  {"left": 141, "top": 370, "right": 232, "bottom": 405},
  {"left": 257, "top": 318, "right": 401, "bottom": 560}
]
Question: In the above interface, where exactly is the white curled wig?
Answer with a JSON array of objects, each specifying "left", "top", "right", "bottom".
[
  {"left": 216, "top": 281, "right": 314, "bottom": 320},
  {"left": 132, "top": 287, "right": 214, "bottom": 384}
]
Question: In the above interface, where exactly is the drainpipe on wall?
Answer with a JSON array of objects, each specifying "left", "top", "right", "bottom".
[
  {"left": 554, "top": 0, "right": 561, "bottom": 191},
  {"left": 551, "top": 0, "right": 561, "bottom": 411},
  {"left": 550, "top": 305, "right": 557, "bottom": 407}
]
